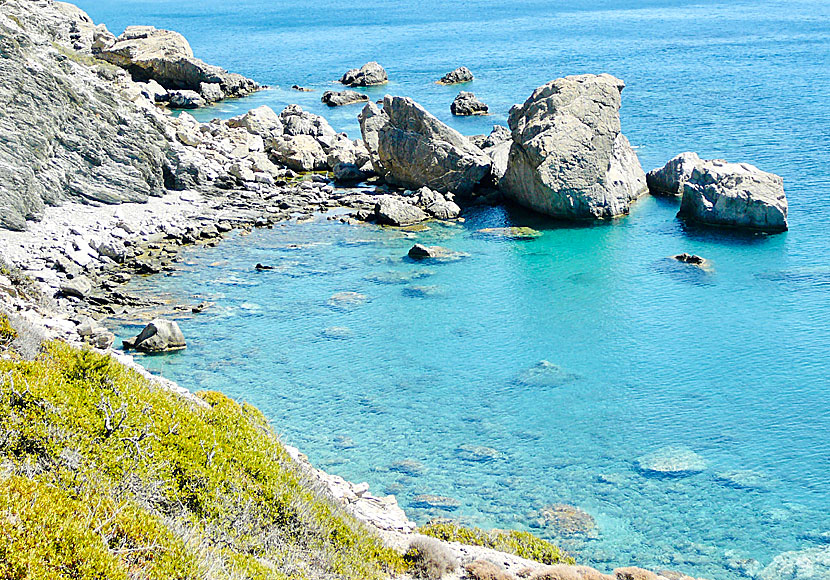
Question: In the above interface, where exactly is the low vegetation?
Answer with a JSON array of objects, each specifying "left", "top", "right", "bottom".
[
  {"left": 0, "top": 329, "right": 405, "bottom": 579},
  {"left": 419, "top": 522, "right": 574, "bottom": 566}
]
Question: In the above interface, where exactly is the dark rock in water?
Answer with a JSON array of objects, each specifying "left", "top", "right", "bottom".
[
  {"left": 438, "top": 66, "right": 474, "bottom": 85},
  {"left": 411, "top": 494, "right": 461, "bottom": 510},
  {"left": 291, "top": 84, "right": 313, "bottom": 92},
  {"left": 673, "top": 252, "right": 705, "bottom": 265},
  {"left": 322, "top": 89, "right": 369, "bottom": 107},
  {"left": 127, "top": 318, "right": 186, "bottom": 352},
  {"left": 191, "top": 301, "right": 210, "bottom": 313},
  {"left": 168, "top": 89, "right": 204, "bottom": 109},
  {"left": 455, "top": 443, "right": 501, "bottom": 462},
  {"left": 255, "top": 263, "right": 274, "bottom": 270},
  {"left": 517, "top": 360, "right": 579, "bottom": 388},
  {"left": 635, "top": 446, "right": 706, "bottom": 477},
  {"left": 332, "top": 162, "right": 367, "bottom": 184},
  {"left": 407, "top": 244, "right": 468, "bottom": 262},
  {"left": 390, "top": 459, "right": 426, "bottom": 476},
  {"left": 451, "top": 91, "right": 489, "bottom": 116},
  {"left": 340, "top": 61, "right": 388, "bottom": 87},
  {"left": 533, "top": 504, "right": 597, "bottom": 537}
]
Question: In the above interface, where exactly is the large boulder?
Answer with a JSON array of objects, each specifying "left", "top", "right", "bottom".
[
  {"left": 227, "top": 105, "right": 284, "bottom": 139},
  {"left": 98, "top": 26, "right": 258, "bottom": 99},
  {"left": 359, "top": 97, "right": 491, "bottom": 195},
  {"left": 374, "top": 196, "right": 428, "bottom": 226},
  {"left": 451, "top": 91, "right": 489, "bottom": 116},
  {"left": 340, "top": 61, "right": 388, "bottom": 87},
  {"left": 646, "top": 152, "right": 702, "bottom": 196},
  {"left": 321, "top": 89, "right": 369, "bottom": 107},
  {"left": 500, "top": 74, "right": 647, "bottom": 219},
  {"left": 267, "top": 134, "right": 328, "bottom": 172},
  {"left": 438, "top": 66, "right": 474, "bottom": 85},
  {"left": 125, "top": 318, "right": 186, "bottom": 352},
  {"left": 677, "top": 159, "right": 788, "bottom": 231}
]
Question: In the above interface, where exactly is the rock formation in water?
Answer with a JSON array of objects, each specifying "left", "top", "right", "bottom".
[
  {"left": 646, "top": 152, "right": 702, "bottom": 196},
  {"left": 340, "top": 61, "right": 388, "bottom": 86},
  {"left": 358, "top": 97, "right": 491, "bottom": 195},
  {"left": 438, "top": 66, "right": 474, "bottom": 85},
  {"left": 500, "top": 74, "right": 648, "bottom": 219},
  {"left": 451, "top": 91, "right": 489, "bottom": 116},
  {"left": 321, "top": 89, "right": 369, "bottom": 107}
]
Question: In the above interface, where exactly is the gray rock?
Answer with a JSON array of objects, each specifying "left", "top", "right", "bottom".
[
  {"left": 438, "top": 66, "right": 474, "bottom": 85},
  {"left": 267, "top": 134, "right": 328, "bottom": 172},
  {"left": 98, "top": 25, "right": 258, "bottom": 99},
  {"left": 635, "top": 446, "right": 707, "bottom": 477},
  {"left": 516, "top": 360, "right": 578, "bottom": 387},
  {"left": 450, "top": 91, "right": 489, "bottom": 116},
  {"left": 412, "top": 186, "right": 461, "bottom": 219},
  {"left": 646, "top": 152, "right": 702, "bottom": 196},
  {"left": 278, "top": 104, "right": 336, "bottom": 140},
  {"left": 500, "top": 74, "right": 647, "bottom": 219},
  {"left": 59, "top": 275, "right": 92, "bottom": 299},
  {"left": 138, "top": 79, "right": 168, "bottom": 102},
  {"left": 456, "top": 443, "right": 501, "bottom": 462},
  {"left": 227, "top": 105, "right": 283, "bottom": 139},
  {"left": 761, "top": 547, "right": 830, "bottom": 580},
  {"left": 128, "top": 318, "right": 186, "bottom": 352},
  {"left": 359, "top": 96, "right": 491, "bottom": 195},
  {"left": 375, "top": 196, "right": 429, "bottom": 226},
  {"left": 321, "top": 90, "right": 369, "bottom": 107},
  {"left": 199, "top": 81, "right": 224, "bottom": 103},
  {"left": 333, "top": 162, "right": 366, "bottom": 184},
  {"left": 407, "top": 244, "right": 468, "bottom": 261},
  {"left": 340, "top": 61, "right": 388, "bottom": 86},
  {"left": 168, "top": 89, "right": 204, "bottom": 109},
  {"left": 678, "top": 159, "right": 788, "bottom": 231}
]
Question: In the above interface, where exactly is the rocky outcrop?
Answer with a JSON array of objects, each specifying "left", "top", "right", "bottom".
[
  {"left": 321, "top": 89, "right": 369, "bottom": 107},
  {"left": 500, "top": 74, "right": 647, "bottom": 219},
  {"left": 359, "top": 97, "right": 491, "bottom": 195},
  {"left": 375, "top": 196, "right": 429, "bottom": 226},
  {"left": 0, "top": 1, "right": 173, "bottom": 231},
  {"left": 98, "top": 25, "right": 259, "bottom": 101},
  {"left": 438, "top": 66, "right": 474, "bottom": 85},
  {"left": 646, "top": 152, "right": 702, "bottom": 196},
  {"left": 124, "top": 318, "right": 186, "bottom": 352},
  {"left": 677, "top": 159, "right": 788, "bottom": 231},
  {"left": 340, "top": 61, "right": 387, "bottom": 86},
  {"left": 451, "top": 91, "right": 489, "bottom": 116}
]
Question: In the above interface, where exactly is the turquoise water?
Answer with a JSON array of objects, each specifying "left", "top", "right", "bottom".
[{"left": 76, "top": 0, "right": 830, "bottom": 577}]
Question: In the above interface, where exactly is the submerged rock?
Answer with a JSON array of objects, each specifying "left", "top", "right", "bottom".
[
  {"left": 635, "top": 446, "right": 706, "bottom": 477},
  {"left": 500, "top": 74, "right": 647, "bottom": 219},
  {"left": 451, "top": 91, "right": 489, "bottom": 116},
  {"left": 320, "top": 326, "right": 354, "bottom": 339},
  {"left": 438, "top": 66, "right": 474, "bottom": 85},
  {"left": 321, "top": 89, "right": 369, "bottom": 107},
  {"left": 359, "top": 97, "right": 491, "bottom": 195},
  {"left": 761, "top": 546, "right": 830, "bottom": 580},
  {"left": 390, "top": 459, "right": 426, "bottom": 476},
  {"left": 411, "top": 494, "right": 461, "bottom": 510},
  {"left": 517, "top": 360, "right": 579, "bottom": 387},
  {"left": 340, "top": 61, "right": 388, "bottom": 86},
  {"left": 477, "top": 227, "right": 542, "bottom": 240},
  {"left": 714, "top": 469, "right": 770, "bottom": 490},
  {"left": 534, "top": 504, "right": 597, "bottom": 537},
  {"left": 125, "top": 318, "right": 186, "bottom": 352},
  {"left": 455, "top": 443, "right": 501, "bottom": 462},
  {"left": 678, "top": 159, "right": 788, "bottom": 231},
  {"left": 327, "top": 291, "right": 369, "bottom": 310}
]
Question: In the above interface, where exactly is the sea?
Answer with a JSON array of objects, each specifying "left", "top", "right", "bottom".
[{"left": 74, "top": 0, "right": 830, "bottom": 577}]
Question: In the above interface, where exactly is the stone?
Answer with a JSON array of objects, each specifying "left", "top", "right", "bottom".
[
  {"left": 390, "top": 459, "right": 426, "bottom": 476},
  {"left": 678, "top": 159, "right": 788, "bottom": 231},
  {"left": 291, "top": 84, "right": 313, "bottom": 92},
  {"left": 340, "top": 61, "right": 388, "bottom": 87},
  {"left": 456, "top": 443, "right": 501, "bottom": 462},
  {"left": 536, "top": 504, "right": 597, "bottom": 536},
  {"left": 359, "top": 97, "right": 491, "bottom": 195},
  {"left": 407, "top": 244, "right": 468, "bottom": 261},
  {"left": 168, "top": 89, "right": 204, "bottom": 109},
  {"left": 321, "top": 90, "right": 369, "bottom": 107},
  {"left": 411, "top": 494, "right": 461, "bottom": 510},
  {"left": 199, "top": 81, "right": 224, "bottom": 103},
  {"left": 268, "top": 135, "right": 328, "bottom": 172},
  {"left": 332, "top": 162, "right": 367, "bottom": 184},
  {"left": 438, "top": 66, "right": 474, "bottom": 85},
  {"left": 128, "top": 318, "right": 186, "bottom": 352},
  {"left": 672, "top": 253, "right": 706, "bottom": 265},
  {"left": 478, "top": 227, "right": 542, "bottom": 240},
  {"left": 713, "top": 469, "right": 769, "bottom": 490},
  {"left": 451, "top": 91, "right": 489, "bottom": 116},
  {"left": 59, "top": 275, "right": 93, "bottom": 299},
  {"left": 278, "top": 104, "right": 336, "bottom": 139},
  {"left": 635, "top": 446, "right": 707, "bottom": 477},
  {"left": 517, "top": 360, "right": 578, "bottom": 387},
  {"left": 646, "top": 152, "right": 702, "bottom": 196},
  {"left": 98, "top": 25, "right": 258, "bottom": 99},
  {"left": 320, "top": 326, "right": 354, "bottom": 339},
  {"left": 139, "top": 79, "right": 168, "bottom": 102},
  {"left": 227, "top": 105, "right": 283, "bottom": 138},
  {"left": 501, "top": 74, "right": 647, "bottom": 219},
  {"left": 375, "top": 197, "right": 429, "bottom": 226}
]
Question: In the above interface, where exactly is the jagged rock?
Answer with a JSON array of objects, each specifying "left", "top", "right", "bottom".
[
  {"left": 451, "top": 91, "right": 489, "bottom": 116},
  {"left": 672, "top": 253, "right": 707, "bottom": 267},
  {"left": 0, "top": 1, "right": 173, "bottom": 231},
  {"left": 636, "top": 446, "right": 707, "bottom": 477},
  {"left": 126, "top": 318, "right": 186, "bottom": 352},
  {"left": 333, "top": 162, "right": 366, "bottom": 184},
  {"left": 168, "top": 89, "right": 204, "bottom": 109},
  {"left": 279, "top": 104, "right": 336, "bottom": 140},
  {"left": 322, "top": 90, "right": 369, "bottom": 107},
  {"left": 438, "top": 66, "right": 474, "bottom": 85},
  {"left": 340, "top": 61, "right": 388, "bottom": 86},
  {"left": 501, "top": 74, "right": 647, "bottom": 219},
  {"left": 268, "top": 134, "right": 328, "bottom": 172},
  {"left": 138, "top": 79, "right": 168, "bottom": 102},
  {"left": 477, "top": 125, "right": 512, "bottom": 186},
  {"left": 359, "top": 97, "right": 491, "bottom": 195},
  {"left": 98, "top": 25, "right": 258, "bottom": 99},
  {"left": 199, "top": 81, "right": 223, "bottom": 103},
  {"left": 291, "top": 84, "right": 313, "bottom": 92},
  {"left": 59, "top": 276, "right": 92, "bottom": 299},
  {"left": 614, "top": 567, "right": 663, "bottom": 580},
  {"left": 646, "top": 152, "right": 702, "bottom": 196},
  {"left": 227, "top": 105, "right": 283, "bottom": 139},
  {"left": 677, "top": 159, "right": 788, "bottom": 231},
  {"left": 412, "top": 186, "right": 461, "bottom": 219},
  {"left": 375, "top": 197, "right": 429, "bottom": 226}
]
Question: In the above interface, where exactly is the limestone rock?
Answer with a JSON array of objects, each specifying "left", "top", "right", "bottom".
[
  {"left": 127, "top": 318, "right": 186, "bottom": 352},
  {"left": 530, "top": 565, "right": 614, "bottom": 580},
  {"left": 321, "top": 89, "right": 369, "bottom": 107},
  {"left": 332, "top": 162, "right": 367, "bottom": 184},
  {"left": 98, "top": 25, "right": 258, "bottom": 99},
  {"left": 678, "top": 159, "right": 788, "bottom": 231},
  {"left": 278, "top": 104, "right": 336, "bottom": 140},
  {"left": 340, "top": 61, "right": 388, "bottom": 86},
  {"left": 636, "top": 446, "right": 706, "bottom": 477},
  {"left": 59, "top": 275, "right": 92, "bottom": 299},
  {"left": 646, "top": 152, "right": 702, "bottom": 196},
  {"left": 451, "top": 91, "right": 489, "bottom": 116},
  {"left": 375, "top": 196, "right": 429, "bottom": 226},
  {"left": 168, "top": 89, "right": 204, "bottom": 109},
  {"left": 199, "top": 81, "right": 224, "bottom": 103},
  {"left": 227, "top": 105, "right": 283, "bottom": 139},
  {"left": 359, "top": 96, "right": 491, "bottom": 195},
  {"left": 761, "top": 546, "right": 830, "bottom": 580},
  {"left": 614, "top": 567, "right": 663, "bottom": 580},
  {"left": 411, "top": 186, "right": 461, "bottom": 219},
  {"left": 501, "top": 74, "right": 647, "bottom": 219},
  {"left": 438, "top": 66, "right": 474, "bottom": 85},
  {"left": 267, "top": 134, "right": 328, "bottom": 172}
]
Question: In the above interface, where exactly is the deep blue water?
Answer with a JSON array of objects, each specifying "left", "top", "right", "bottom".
[{"left": 75, "top": 0, "right": 830, "bottom": 577}]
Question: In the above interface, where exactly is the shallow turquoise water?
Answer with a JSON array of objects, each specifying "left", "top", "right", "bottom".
[{"left": 75, "top": 0, "right": 830, "bottom": 576}]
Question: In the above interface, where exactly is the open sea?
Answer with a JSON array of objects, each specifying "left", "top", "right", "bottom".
[{"left": 76, "top": 0, "right": 830, "bottom": 577}]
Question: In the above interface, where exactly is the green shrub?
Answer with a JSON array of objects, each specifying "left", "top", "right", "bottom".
[
  {"left": 0, "top": 314, "right": 16, "bottom": 351},
  {"left": 419, "top": 521, "right": 573, "bottom": 565}
]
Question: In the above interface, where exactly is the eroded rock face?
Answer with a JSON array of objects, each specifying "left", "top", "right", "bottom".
[
  {"left": 127, "top": 318, "right": 186, "bottom": 352},
  {"left": 500, "top": 74, "right": 647, "bottom": 219},
  {"left": 438, "top": 66, "right": 474, "bottom": 85},
  {"left": 677, "top": 159, "right": 788, "bottom": 231},
  {"left": 359, "top": 97, "right": 491, "bottom": 195},
  {"left": 98, "top": 25, "right": 259, "bottom": 100},
  {"left": 646, "top": 152, "right": 702, "bottom": 196},
  {"left": 340, "top": 61, "right": 387, "bottom": 86},
  {"left": 0, "top": 2, "right": 172, "bottom": 230},
  {"left": 451, "top": 91, "right": 489, "bottom": 116},
  {"left": 321, "top": 89, "right": 369, "bottom": 107}
]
